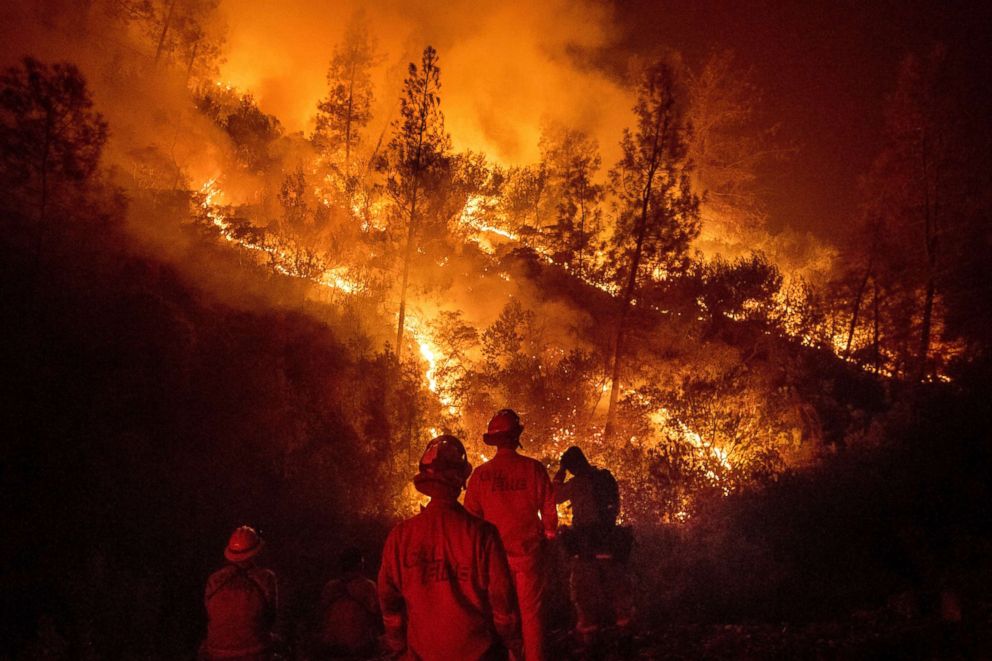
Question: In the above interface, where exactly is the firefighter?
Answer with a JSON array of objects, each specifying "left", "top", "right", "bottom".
[
  {"left": 313, "top": 547, "right": 381, "bottom": 659},
  {"left": 465, "top": 409, "right": 556, "bottom": 661},
  {"left": 201, "top": 525, "right": 280, "bottom": 661},
  {"left": 553, "top": 446, "right": 633, "bottom": 652},
  {"left": 378, "top": 434, "right": 523, "bottom": 661}
]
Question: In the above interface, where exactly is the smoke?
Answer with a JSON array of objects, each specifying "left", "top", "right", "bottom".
[
  {"left": 217, "top": 0, "right": 632, "bottom": 165},
  {"left": 0, "top": 0, "right": 834, "bottom": 316}
]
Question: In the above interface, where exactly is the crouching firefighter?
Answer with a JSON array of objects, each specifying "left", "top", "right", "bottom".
[
  {"left": 312, "top": 547, "right": 381, "bottom": 659},
  {"left": 553, "top": 447, "right": 634, "bottom": 652},
  {"left": 465, "top": 409, "right": 557, "bottom": 661},
  {"left": 201, "top": 525, "right": 281, "bottom": 661},
  {"left": 378, "top": 434, "right": 524, "bottom": 661}
]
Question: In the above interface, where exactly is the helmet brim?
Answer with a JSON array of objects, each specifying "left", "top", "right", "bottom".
[
  {"left": 483, "top": 430, "right": 522, "bottom": 447},
  {"left": 224, "top": 537, "right": 264, "bottom": 563},
  {"left": 414, "top": 471, "right": 465, "bottom": 497}
]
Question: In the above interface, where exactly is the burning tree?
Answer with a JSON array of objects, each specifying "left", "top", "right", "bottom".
[
  {"left": 195, "top": 87, "right": 283, "bottom": 174},
  {"left": 835, "top": 45, "right": 984, "bottom": 379},
  {"left": 687, "top": 51, "right": 783, "bottom": 253},
  {"left": 313, "top": 11, "right": 379, "bottom": 183},
  {"left": 604, "top": 60, "right": 700, "bottom": 437},
  {"left": 386, "top": 46, "right": 452, "bottom": 361},
  {"left": 501, "top": 162, "right": 548, "bottom": 240},
  {"left": 115, "top": 0, "right": 226, "bottom": 81},
  {"left": 535, "top": 124, "right": 604, "bottom": 277}
]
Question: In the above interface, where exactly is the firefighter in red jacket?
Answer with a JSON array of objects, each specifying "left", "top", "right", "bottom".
[
  {"left": 378, "top": 434, "right": 523, "bottom": 661},
  {"left": 464, "top": 409, "right": 556, "bottom": 661},
  {"left": 201, "top": 525, "right": 279, "bottom": 661},
  {"left": 314, "top": 547, "right": 381, "bottom": 658}
]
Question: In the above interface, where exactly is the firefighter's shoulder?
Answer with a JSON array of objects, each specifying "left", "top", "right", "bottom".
[
  {"left": 205, "top": 564, "right": 237, "bottom": 589},
  {"left": 520, "top": 453, "right": 550, "bottom": 474},
  {"left": 464, "top": 509, "right": 504, "bottom": 544},
  {"left": 383, "top": 514, "right": 418, "bottom": 546}
]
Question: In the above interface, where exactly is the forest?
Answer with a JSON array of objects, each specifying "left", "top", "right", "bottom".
[{"left": 2, "top": 1, "right": 991, "bottom": 658}]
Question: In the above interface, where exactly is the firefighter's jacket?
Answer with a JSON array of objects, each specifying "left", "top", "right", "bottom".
[
  {"left": 465, "top": 447, "right": 557, "bottom": 557},
  {"left": 318, "top": 573, "right": 380, "bottom": 652},
  {"left": 203, "top": 564, "right": 278, "bottom": 659},
  {"left": 378, "top": 497, "right": 523, "bottom": 660}
]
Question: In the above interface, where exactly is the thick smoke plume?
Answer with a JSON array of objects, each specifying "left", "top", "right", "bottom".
[{"left": 218, "top": 0, "right": 632, "bottom": 165}]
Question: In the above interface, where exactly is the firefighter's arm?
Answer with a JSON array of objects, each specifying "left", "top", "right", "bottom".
[
  {"left": 553, "top": 470, "right": 574, "bottom": 504},
  {"left": 483, "top": 526, "right": 523, "bottom": 660},
  {"left": 538, "top": 465, "right": 558, "bottom": 539},
  {"left": 377, "top": 533, "right": 407, "bottom": 656}
]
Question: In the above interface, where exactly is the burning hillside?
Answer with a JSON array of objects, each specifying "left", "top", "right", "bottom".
[{"left": 3, "top": 1, "right": 992, "bottom": 658}]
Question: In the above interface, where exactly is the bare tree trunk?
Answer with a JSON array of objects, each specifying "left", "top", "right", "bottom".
[
  {"left": 872, "top": 277, "right": 881, "bottom": 371},
  {"left": 184, "top": 38, "right": 199, "bottom": 87},
  {"left": 605, "top": 114, "right": 666, "bottom": 438},
  {"left": 395, "top": 187, "right": 418, "bottom": 361},
  {"left": 358, "top": 122, "right": 389, "bottom": 232},
  {"left": 577, "top": 196, "right": 586, "bottom": 277},
  {"left": 916, "top": 133, "right": 938, "bottom": 381},
  {"left": 394, "top": 72, "right": 431, "bottom": 363},
  {"left": 33, "top": 114, "right": 53, "bottom": 275},
  {"left": 918, "top": 273, "right": 935, "bottom": 380},
  {"left": 604, "top": 246, "right": 639, "bottom": 437},
  {"left": 344, "top": 61, "right": 356, "bottom": 180},
  {"left": 532, "top": 181, "right": 543, "bottom": 236},
  {"left": 844, "top": 259, "right": 873, "bottom": 358},
  {"left": 154, "top": 0, "right": 177, "bottom": 65}
]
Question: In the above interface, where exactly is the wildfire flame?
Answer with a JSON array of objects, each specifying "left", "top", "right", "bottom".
[
  {"left": 197, "top": 179, "right": 363, "bottom": 295},
  {"left": 460, "top": 194, "right": 518, "bottom": 254},
  {"left": 404, "top": 314, "right": 459, "bottom": 416},
  {"left": 197, "top": 177, "right": 914, "bottom": 522}
]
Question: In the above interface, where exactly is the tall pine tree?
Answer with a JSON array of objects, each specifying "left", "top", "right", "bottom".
[
  {"left": 386, "top": 46, "right": 451, "bottom": 361},
  {"left": 604, "top": 60, "right": 700, "bottom": 437},
  {"left": 314, "top": 12, "right": 378, "bottom": 180}
]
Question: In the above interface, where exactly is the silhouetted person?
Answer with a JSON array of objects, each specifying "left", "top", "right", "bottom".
[
  {"left": 313, "top": 547, "right": 381, "bottom": 659},
  {"left": 379, "top": 434, "right": 523, "bottom": 660},
  {"left": 201, "top": 525, "right": 279, "bottom": 661},
  {"left": 553, "top": 447, "right": 632, "bottom": 651},
  {"left": 465, "top": 409, "right": 557, "bottom": 661}
]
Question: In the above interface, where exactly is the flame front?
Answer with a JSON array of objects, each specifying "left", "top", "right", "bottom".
[{"left": 197, "top": 178, "right": 363, "bottom": 296}]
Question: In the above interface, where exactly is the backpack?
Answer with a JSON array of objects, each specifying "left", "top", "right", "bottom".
[
  {"left": 591, "top": 468, "right": 620, "bottom": 527},
  {"left": 320, "top": 579, "right": 377, "bottom": 651}
]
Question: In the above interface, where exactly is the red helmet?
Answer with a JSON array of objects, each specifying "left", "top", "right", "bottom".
[
  {"left": 225, "top": 525, "right": 264, "bottom": 563},
  {"left": 483, "top": 409, "right": 524, "bottom": 447},
  {"left": 415, "top": 434, "right": 472, "bottom": 491}
]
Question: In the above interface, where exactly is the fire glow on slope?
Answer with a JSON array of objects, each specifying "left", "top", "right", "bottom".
[
  {"left": 198, "top": 179, "right": 362, "bottom": 294},
  {"left": 197, "top": 181, "right": 906, "bottom": 519},
  {"left": 198, "top": 180, "right": 464, "bottom": 430},
  {"left": 404, "top": 314, "right": 459, "bottom": 417},
  {"left": 199, "top": 180, "right": 735, "bottom": 512}
]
